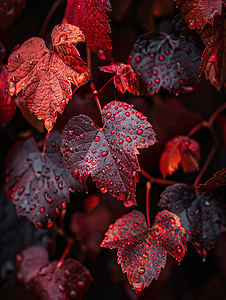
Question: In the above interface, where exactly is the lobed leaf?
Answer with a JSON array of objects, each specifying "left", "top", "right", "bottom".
[
  {"left": 128, "top": 28, "right": 202, "bottom": 97},
  {"left": 7, "top": 23, "right": 89, "bottom": 131},
  {"left": 100, "top": 62, "right": 139, "bottom": 95},
  {"left": 175, "top": 0, "right": 226, "bottom": 29},
  {"left": 101, "top": 210, "right": 186, "bottom": 292},
  {"left": 63, "top": 0, "right": 113, "bottom": 61},
  {"left": 16, "top": 245, "right": 93, "bottom": 300},
  {"left": 5, "top": 131, "right": 86, "bottom": 228},
  {"left": 159, "top": 135, "right": 200, "bottom": 178},
  {"left": 61, "top": 100, "right": 156, "bottom": 207},
  {"left": 159, "top": 183, "right": 226, "bottom": 258}
]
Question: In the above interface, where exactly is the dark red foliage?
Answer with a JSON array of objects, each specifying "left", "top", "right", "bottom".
[
  {"left": 197, "top": 169, "right": 226, "bottom": 193},
  {"left": 70, "top": 199, "right": 113, "bottom": 259},
  {"left": 159, "top": 135, "right": 200, "bottom": 178},
  {"left": 159, "top": 184, "right": 226, "bottom": 258},
  {"left": 0, "top": 65, "right": 16, "bottom": 124},
  {"left": 61, "top": 100, "right": 156, "bottom": 207},
  {"left": 16, "top": 245, "right": 93, "bottom": 300},
  {"left": 63, "top": 0, "right": 113, "bottom": 61},
  {"left": 175, "top": 0, "right": 226, "bottom": 29},
  {"left": 5, "top": 131, "right": 86, "bottom": 228},
  {"left": 7, "top": 23, "right": 89, "bottom": 130},
  {"left": 101, "top": 210, "right": 186, "bottom": 291},
  {"left": 0, "top": 0, "right": 26, "bottom": 36},
  {"left": 100, "top": 62, "right": 139, "bottom": 95},
  {"left": 128, "top": 18, "right": 203, "bottom": 97}
]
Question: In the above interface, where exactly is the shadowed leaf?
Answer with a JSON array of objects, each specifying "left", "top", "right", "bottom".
[
  {"left": 159, "top": 183, "right": 226, "bottom": 258},
  {"left": 197, "top": 169, "right": 226, "bottom": 193},
  {"left": 5, "top": 131, "right": 86, "bottom": 228}
]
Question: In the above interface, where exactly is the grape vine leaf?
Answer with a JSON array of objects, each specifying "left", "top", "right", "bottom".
[
  {"left": 159, "top": 135, "right": 200, "bottom": 178},
  {"left": 61, "top": 100, "right": 156, "bottom": 207},
  {"left": 197, "top": 169, "right": 226, "bottom": 193},
  {"left": 70, "top": 199, "right": 113, "bottom": 259},
  {"left": 16, "top": 245, "right": 93, "bottom": 300},
  {"left": 175, "top": 0, "right": 226, "bottom": 29},
  {"left": 100, "top": 62, "right": 139, "bottom": 95},
  {"left": 63, "top": 0, "right": 113, "bottom": 61},
  {"left": 159, "top": 184, "right": 226, "bottom": 258},
  {"left": 128, "top": 17, "right": 203, "bottom": 97},
  {"left": 0, "top": 0, "right": 26, "bottom": 37},
  {"left": 7, "top": 23, "right": 89, "bottom": 131},
  {"left": 198, "top": 14, "right": 226, "bottom": 90},
  {"left": 0, "top": 65, "right": 16, "bottom": 124},
  {"left": 100, "top": 210, "right": 186, "bottom": 292},
  {"left": 5, "top": 131, "right": 86, "bottom": 228}
]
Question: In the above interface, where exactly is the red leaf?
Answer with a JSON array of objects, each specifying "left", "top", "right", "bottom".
[
  {"left": 61, "top": 100, "right": 156, "bottom": 207},
  {"left": 0, "top": 65, "right": 16, "bottom": 124},
  {"left": 0, "top": 0, "right": 26, "bottom": 35},
  {"left": 159, "top": 135, "right": 200, "bottom": 178},
  {"left": 196, "top": 168, "right": 226, "bottom": 193},
  {"left": 198, "top": 14, "right": 226, "bottom": 89},
  {"left": 100, "top": 62, "right": 139, "bottom": 95},
  {"left": 128, "top": 21, "right": 203, "bottom": 97},
  {"left": 159, "top": 184, "right": 226, "bottom": 258},
  {"left": 16, "top": 245, "right": 93, "bottom": 300},
  {"left": 63, "top": 0, "right": 113, "bottom": 61},
  {"left": 101, "top": 210, "right": 186, "bottom": 291},
  {"left": 70, "top": 199, "right": 113, "bottom": 259},
  {"left": 5, "top": 131, "right": 86, "bottom": 228},
  {"left": 7, "top": 23, "right": 89, "bottom": 131},
  {"left": 175, "top": 0, "right": 226, "bottom": 29}
]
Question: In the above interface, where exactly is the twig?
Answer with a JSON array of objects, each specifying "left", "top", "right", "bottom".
[
  {"left": 39, "top": 0, "right": 65, "bottom": 38},
  {"left": 87, "top": 47, "right": 103, "bottom": 125},
  {"left": 193, "top": 147, "right": 217, "bottom": 190},
  {"left": 42, "top": 131, "right": 50, "bottom": 154},
  {"left": 140, "top": 168, "right": 186, "bottom": 186},
  {"left": 209, "top": 101, "right": 226, "bottom": 125},
  {"left": 56, "top": 240, "right": 74, "bottom": 269},
  {"left": 146, "top": 181, "right": 152, "bottom": 228},
  {"left": 53, "top": 223, "right": 75, "bottom": 243}
]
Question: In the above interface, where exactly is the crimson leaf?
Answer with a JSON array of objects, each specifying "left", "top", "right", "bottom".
[
  {"left": 63, "top": 0, "right": 113, "bottom": 61},
  {"left": 101, "top": 210, "right": 186, "bottom": 292},
  {"left": 61, "top": 100, "right": 156, "bottom": 207},
  {"left": 197, "top": 169, "right": 226, "bottom": 193},
  {"left": 5, "top": 131, "right": 86, "bottom": 228},
  {"left": 16, "top": 245, "right": 93, "bottom": 300},
  {"left": 128, "top": 17, "right": 202, "bottom": 97},
  {"left": 158, "top": 184, "right": 226, "bottom": 258}
]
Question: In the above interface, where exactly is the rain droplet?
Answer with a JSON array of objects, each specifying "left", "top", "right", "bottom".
[
  {"left": 137, "top": 129, "right": 143, "bottom": 135},
  {"left": 139, "top": 268, "right": 145, "bottom": 274},
  {"left": 68, "top": 130, "right": 73, "bottom": 136},
  {"left": 113, "top": 236, "right": 119, "bottom": 242},
  {"left": 59, "top": 285, "right": 65, "bottom": 293},
  {"left": 44, "top": 192, "right": 53, "bottom": 203}
]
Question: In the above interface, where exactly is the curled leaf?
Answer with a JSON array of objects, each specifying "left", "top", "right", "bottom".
[
  {"left": 101, "top": 210, "right": 186, "bottom": 292},
  {"left": 61, "top": 100, "right": 156, "bottom": 207},
  {"left": 197, "top": 168, "right": 226, "bottom": 193},
  {"left": 159, "top": 135, "right": 200, "bottom": 178},
  {"left": 100, "top": 62, "right": 139, "bottom": 95}
]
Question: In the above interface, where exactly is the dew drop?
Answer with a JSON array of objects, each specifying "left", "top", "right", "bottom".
[
  {"left": 119, "top": 139, "right": 123, "bottom": 144},
  {"left": 109, "top": 224, "right": 114, "bottom": 229},
  {"left": 68, "top": 130, "right": 73, "bottom": 136},
  {"left": 100, "top": 186, "right": 107, "bottom": 193},
  {"left": 142, "top": 252, "right": 148, "bottom": 258},
  {"left": 139, "top": 268, "right": 145, "bottom": 274},
  {"left": 135, "top": 57, "right": 141, "bottom": 62},
  {"left": 113, "top": 236, "right": 119, "bottom": 242},
  {"left": 106, "top": 112, "right": 112, "bottom": 119},
  {"left": 177, "top": 245, "right": 182, "bottom": 254},
  {"left": 70, "top": 290, "right": 77, "bottom": 298},
  {"left": 101, "top": 151, "right": 108, "bottom": 156},
  {"left": 44, "top": 192, "right": 53, "bottom": 203},
  {"left": 59, "top": 285, "right": 65, "bottom": 293},
  {"left": 170, "top": 217, "right": 175, "bottom": 224},
  {"left": 137, "top": 129, "right": 143, "bottom": 135},
  {"left": 126, "top": 136, "right": 132, "bottom": 143},
  {"left": 77, "top": 280, "right": 85, "bottom": 288},
  {"left": 95, "top": 136, "right": 100, "bottom": 142},
  {"left": 102, "top": 170, "right": 106, "bottom": 175}
]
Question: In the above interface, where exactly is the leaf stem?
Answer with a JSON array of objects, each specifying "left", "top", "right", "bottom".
[
  {"left": 97, "top": 76, "right": 114, "bottom": 94},
  {"left": 140, "top": 168, "right": 185, "bottom": 186},
  {"left": 209, "top": 101, "right": 226, "bottom": 125},
  {"left": 53, "top": 223, "right": 75, "bottom": 243},
  {"left": 56, "top": 240, "right": 74, "bottom": 269},
  {"left": 87, "top": 47, "right": 103, "bottom": 125},
  {"left": 39, "top": 0, "right": 65, "bottom": 38},
  {"left": 42, "top": 131, "right": 50, "bottom": 154},
  {"left": 193, "top": 147, "right": 217, "bottom": 191},
  {"left": 146, "top": 181, "right": 151, "bottom": 228}
]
